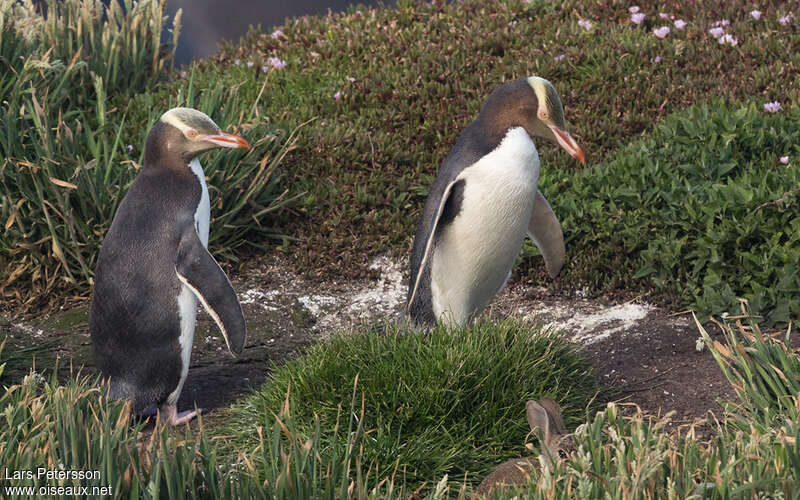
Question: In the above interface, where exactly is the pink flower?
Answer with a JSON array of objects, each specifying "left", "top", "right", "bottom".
[
  {"left": 750, "top": 10, "right": 762, "bottom": 20},
  {"left": 246, "top": 61, "right": 254, "bottom": 68},
  {"left": 718, "top": 33, "right": 738, "bottom": 45},
  {"left": 578, "top": 19, "right": 593, "bottom": 30},
  {"left": 659, "top": 12, "right": 669, "bottom": 19},
  {"left": 234, "top": 59, "right": 241, "bottom": 66},
  {"left": 631, "top": 12, "right": 645, "bottom": 24},
  {"left": 126, "top": 144, "right": 134, "bottom": 153},
  {"left": 653, "top": 56, "right": 662, "bottom": 63},
  {"left": 629, "top": 6, "right": 640, "bottom": 14},
  {"left": 779, "top": 14, "right": 792, "bottom": 25},
  {"left": 347, "top": 76, "right": 356, "bottom": 82},
  {"left": 653, "top": 26, "right": 670, "bottom": 38},
  {"left": 713, "top": 19, "right": 731, "bottom": 27},
  {"left": 674, "top": 19, "right": 687, "bottom": 30},
  {"left": 266, "top": 57, "right": 287, "bottom": 69},
  {"left": 709, "top": 27, "right": 724, "bottom": 38},
  {"left": 779, "top": 156, "right": 790, "bottom": 164},
  {"left": 763, "top": 101, "right": 782, "bottom": 112},
  {"left": 270, "top": 29, "right": 284, "bottom": 39},
  {"left": 333, "top": 91, "right": 343, "bottom": 100},
  {"left": 554, "top": 54, "right": 566, "bottom": 61}
]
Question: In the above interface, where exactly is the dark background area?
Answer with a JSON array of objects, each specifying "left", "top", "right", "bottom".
[{"left": 165, "top": 0, "right": 389, "bottom": 65}]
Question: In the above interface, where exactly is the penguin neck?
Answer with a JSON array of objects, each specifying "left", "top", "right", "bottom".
[
  {"left": 474, "top": 80, "right": 539, "bottom": 149},
  {"left": 143, "top": 121, "right": 193, "bottom": 171}
]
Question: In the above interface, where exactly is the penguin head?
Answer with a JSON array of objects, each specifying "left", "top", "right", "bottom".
[
  {"left": 479, "top": 77, "right": 585, "bottom": 164},
  {"left": 144, "top": 107, "right": 250, "bottom": 165}
]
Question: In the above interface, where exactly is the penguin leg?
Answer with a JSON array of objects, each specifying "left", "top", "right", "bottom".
[
  {"left": 159, "top": 404, "right": 202, "bottom": 426},
  {"left": 140, "top": 404, "right": 158, "bottom": 417}
]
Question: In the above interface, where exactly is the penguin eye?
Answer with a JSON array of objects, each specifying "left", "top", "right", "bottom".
[
  {"left": 185, "top": 128, "right": 199, "bottom": 140},
  {"left": 538, "top": 109, "right": 550, "bottom": 122}
]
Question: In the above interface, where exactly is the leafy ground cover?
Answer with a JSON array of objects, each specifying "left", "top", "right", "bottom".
[{"left": 543, "top": 102, "right": 800, "bottom": 323}]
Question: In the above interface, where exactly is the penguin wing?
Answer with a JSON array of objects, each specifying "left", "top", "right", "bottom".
[
  {"left": 527, "top": 189, "right": 565, "bottom": 278},
  {"left": 407, "top": 179, "right": 462, "bottom": 313},
  {"left": 175, "top": 228, "right": 246, "bottom": 355}
]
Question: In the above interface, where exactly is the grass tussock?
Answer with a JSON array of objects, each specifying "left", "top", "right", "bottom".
[
  {"left": 226, "top": 319, "right": 598, "bottom": 491},
  {"left": 0, "top": 1, "right": 295, "bottom": 310}
]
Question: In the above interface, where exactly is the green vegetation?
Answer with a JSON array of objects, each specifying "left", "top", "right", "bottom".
[
  {"left": 5, "top": 314, "right": 800, "bottom": 498},
  {"left": 226, "top": 320, "right": 597, "bottom": 490},
  {"left": 205, "top": 0, "right": 800, "bottom": 297},
  {"left": 0, "top": 340, "right": 405, "bottom": 498},
  {"left": 0, "top": 0, "right": 293, "bottom": 310},
  {"left": 2, "top": 0, "right": 800, "bottom": 498},
  {"left": 543, "top": 103, "right": 800, "bottom": 323}
]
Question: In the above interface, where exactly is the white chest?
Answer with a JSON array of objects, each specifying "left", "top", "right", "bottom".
[
  {"left": 431, "top": 127, "right": 540, "bottom": 325},
  {"left": 189, "top": 157, "right": 211, "bottom": 248}
]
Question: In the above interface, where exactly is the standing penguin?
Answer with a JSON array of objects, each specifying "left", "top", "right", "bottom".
[
  {"left": 90, "top": 108, "right": 249, "bottom": 425},
  {"left": 407, "top": 77, "right": 585, "bottom": 327}
]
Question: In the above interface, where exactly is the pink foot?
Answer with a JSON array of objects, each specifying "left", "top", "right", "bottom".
[{"left": 160, "top": 404, "right": 202, "bottom": 426}]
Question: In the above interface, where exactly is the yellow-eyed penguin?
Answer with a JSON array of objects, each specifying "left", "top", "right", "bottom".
[
  {"left": 90, "top": 108, "right": 249, "bottom": 425},
  {"left": 407, "top": 77, "right": 585, "bottom": 327}
]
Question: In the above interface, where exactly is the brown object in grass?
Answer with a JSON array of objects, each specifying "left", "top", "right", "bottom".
[{"left": 475, "top": 398, "right": 575, "bottom": 497}]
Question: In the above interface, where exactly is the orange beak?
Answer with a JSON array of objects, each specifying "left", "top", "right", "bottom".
[
  {"left": 201, "top": 132, "right": 250, "bottom": 149},
  {"left": 548, "top": 125, "right": 585, "bottom": 164}
]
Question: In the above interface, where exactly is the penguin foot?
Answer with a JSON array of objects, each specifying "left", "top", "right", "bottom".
[{"left": 161, "top": 404, "right": 202, "bottom": 426}]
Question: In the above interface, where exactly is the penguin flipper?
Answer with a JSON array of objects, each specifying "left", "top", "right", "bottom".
[
  {"left": 527, "top": 190, "right": 565, "bottom": 278},
  {"left": 408, "top": 180, "right": 462, "bottom": 314},
  {"left": 175, "top": 229, "right": 246, "bottom": 354}
]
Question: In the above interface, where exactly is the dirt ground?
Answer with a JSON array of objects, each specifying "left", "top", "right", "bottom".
[{"left": 1, "top": 255, "right": 735, "bottom": 432}]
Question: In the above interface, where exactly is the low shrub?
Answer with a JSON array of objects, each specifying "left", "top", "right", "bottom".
[{"left": 538, "top": 102, "right": 800, "bottom": 324}]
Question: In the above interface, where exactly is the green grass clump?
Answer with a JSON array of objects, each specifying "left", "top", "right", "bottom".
[
  {"left": 538, "top": 102, "right": 800, "bottom": 324},
  {"left": 226, "top": 319, "right": 597, "bottom": 491}
]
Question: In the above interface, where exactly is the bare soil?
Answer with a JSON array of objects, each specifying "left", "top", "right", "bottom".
[{"left": 0, "top": 256, "right": 735, "bottom": 432}]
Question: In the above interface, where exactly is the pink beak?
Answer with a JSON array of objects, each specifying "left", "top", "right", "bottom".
[
  {"left": 201, "top": 132, "right": 250, "bottom": 149},
  {"left": 548, "top": 125, "right": 585, "bottom": 164}
]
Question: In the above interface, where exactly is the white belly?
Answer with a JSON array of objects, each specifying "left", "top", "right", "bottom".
[
  {"left": 431, "top": 127, "right": 539, "bottom": 325},
  {"left": 168, "top": 158, "right": 210, "bottom": 405}
]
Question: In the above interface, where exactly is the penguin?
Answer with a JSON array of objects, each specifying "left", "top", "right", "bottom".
[
  {"left": 407, "top": 77, "right": 585, "bottom": 327},
  {"left": 90, "top": 107, "right": 250, "bottom": 425}
]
